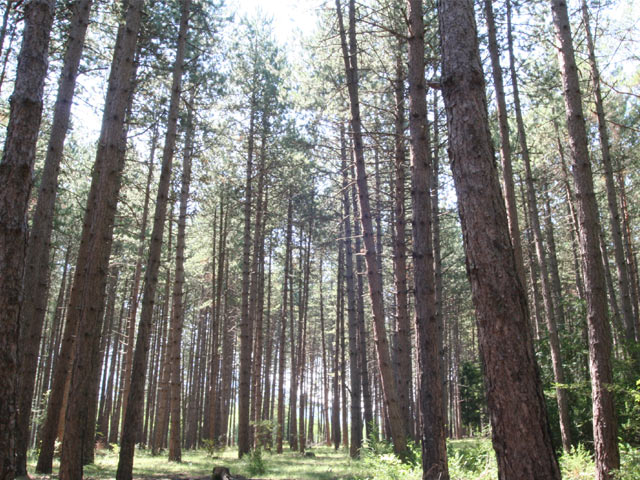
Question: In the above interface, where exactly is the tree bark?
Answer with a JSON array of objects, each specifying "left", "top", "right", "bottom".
[
  {"left": 392, "top": 53, "right": 414, "bottom": 440},
  {"left": 582, "top": 0, "right": 638, "bottom": 351},
  {"left": 406, "top": 1, "right": 448, "bottom": 476},
  {"left": 15, "top": 1, "right": 93, "bottom": 474},
  {"left": 335, "top": 0, "right": 407, "bottom": 456},
  {"left": 550, "top": 0, "right": 620, "bottom": 476},
  {"left": 168, "top": 96, "right": 194, "bottom": 463},
  {"left": 483, "top": 0, "right": 526, "bottom": 288},
  {"left": 341, "top": 125, "right": 362, "bottom": 457},
  {"left": 276, "top": 196, "right": 293, "bottom": 454},
  {"left": 0, "top": 1, "right": 55, "bottom": 477},
  {"left": 116, "top": 1, "right": 189, "bottom": 476},
  {"left": 438, "top": 0, "right": 561, "bottom": 478}
]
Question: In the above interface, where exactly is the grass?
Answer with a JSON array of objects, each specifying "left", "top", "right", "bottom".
[{"left": 26, "top": 439, "right": 640, "bottom": 479}]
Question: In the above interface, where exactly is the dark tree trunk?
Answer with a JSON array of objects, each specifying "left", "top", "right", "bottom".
[
  {"left": 550, "top": 0, "right": 620, "bottom": 476},
  {"left": 391, "top": 53, "right": 414, "bottom": 440},
  {"left": 0, "top": 1, "right": 55, "bottom": 477},
  {"left": 341, "top": 126, "right": 362, "bottom": 457},
  {"left": 438, "top": 0, "right": 561, "bottom": 478},
  {"left": 335, "top": 0, "right": 407, "bottom": 456},
  {"left": 168, "top": 97, "right": 195, "bottom": 463},
  {"left": 406, "top": 1, "right": 448, "bottom": 476},
  {"left": 53, "top": 3, "right": 139, "bottom": 475},
  {"left": 16, "top": 1, "right": 93, "bottom": 474},
  {"left": 116, "top": 1, "right": 189, "bottom": 476}
]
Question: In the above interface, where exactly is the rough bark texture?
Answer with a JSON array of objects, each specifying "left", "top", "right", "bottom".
[
  {"left": 58, "top": 2, "right": 142, "bottom": 475},
  {"left": 341, "top": 126, "right": 363, "bottom": 457},
  {"left": 582, "top": 0, "right": 638, "bottom": 351},
  {"left": 276, "top": 197, "right": 293, "bottom": 454},
  {"left": 550, "top": 0, "right": 620, "bottom": 477},
  {"left": 0, "top": 1, "right": 55, "bottom": 478},
  {"left": 168, "top": 99, "right": 194, "bottom": 462},
  {"left": 15, "top": 1, "right": 93, "bottom": 475},
  {"left": 116, "top": 1, "right": 189, "bottom": 476},
  {"left": 506, "top": 0, "right": 573, "bottom": 449},
  {"left": 238, "top": 100, "right": 256, "bottom": 458},
  {"left": 335, "top": 0, "right": 407, "bottom": 456},
  {"left": 392, "top": 54, "right": 414, "bottom": 440},
  {"left": 438, "top": 0, "right": 561, "bottom": 478},
  {"left": 482, "top": 0, "right": 526, "bottom": 288},
  {"left": 406, "top": 1, "right": 448, "bottom": 477}
]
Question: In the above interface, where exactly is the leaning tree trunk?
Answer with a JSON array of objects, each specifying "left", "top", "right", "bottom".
[
  {"left": 335, "top": 0, "right": 407, "bottom": 456},
  {"left": 57, "top": 2, "right": 143, "bottom": 476},
  {"left": 482, "top": 0, "right": 526, "bottom": 287},
  {"left": 582, "top": 0, "right": 638, "bottom": 354},
  {"left": 0, "top": 1, "right": 55, "bottom": 478},
  {"left": 506, "top": 0, "right": 573, "bottom": 450},
  {"left": 438, "top": 0, "right": 561, "bottom": 478},
  {"left": 550, "top": 0, "right": 620, "bottom": 477},
  {"left": 116, "top": 1, "right": 189, "bottom": 477},
  {"left": 406, "top": 0, "right": 448, "bottom": 477},
  {"left": 15, "top": 1, "right": 93, "bottom": 474}
]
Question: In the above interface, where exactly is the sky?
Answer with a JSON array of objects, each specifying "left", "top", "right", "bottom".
[{"left": 231, "top": 0, "right": 324, "bottom": 49}]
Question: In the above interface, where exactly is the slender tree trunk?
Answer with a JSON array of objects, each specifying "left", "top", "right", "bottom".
[
  {"left": 15, "top": 2, "right": 93, "bottom": 473},
  {"left": 582, "top": 0, "right": 638, "bottom": 352},
  {"left": 551, "top": 0, "right": 620, "bottom": 476},
  {"left": 0, "top": 1, "right": 55, "bottom": 477},
  {"left": 506, "top": 0, "right": 573, "bottom": 450},
  {"left": 168, "top": 97, "right": 194, "bottom": 463},
  {"left": 116, "top": 1, "right": 189, "bottom": 476},
  {"left": 483, "top": 0, "right": 526, "bottom": 287},
  {"left": 341, "top": 126, "right": 363, "bottom": 457},
  {"left": 238, "top": 94, "right": 257, "bottom": 457},
  {"left": 55, "top": 4, "right": 141, "bottom": 475},
  {"left": 335, "top": 0, "right": 407, "bottom": 455},
  {"left": 406, "top": 1, "right": 448, "bottom": 476},
  {"left": 276, "top": 196, "right": 293, "bottom": 454},
  {"left": 392, "top": 53, "right": 414, "bottom": 440},
  {"left": 333, "top": 241, "right": 343, "bottom": 450},
  {"left": 438, "top": 0, "right": 561, "bottom": 478},
  {"left": 318, "top": 256, "right": 332, "bottom": 446}
]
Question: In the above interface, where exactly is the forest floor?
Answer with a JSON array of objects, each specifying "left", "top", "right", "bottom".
[{"left": 26, "top": 439, "right": 640, "bottom": 480}]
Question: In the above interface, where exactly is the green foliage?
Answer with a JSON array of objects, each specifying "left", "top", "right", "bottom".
[
  {"left": 201, "top": 438, "right": 225, "bottom": 458},
  {"left": 616, "top": 441, "right": 640, "bottom": 480},
  {"left": 244, "top": 447, "right": 267, "bottom": 476},
  {"left": 460, "top": 360, "right": 486, "bottom": 433},
  {"left": 559, "top": 444, "right": 596, "bottom": 479},
  {"left": 447, "top": 438, "right": 497, "bottom": 480}
]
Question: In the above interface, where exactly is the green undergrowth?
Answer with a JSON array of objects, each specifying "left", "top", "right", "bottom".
[{"left": 27, "top": 438, "right": 640, "bottom": 479}]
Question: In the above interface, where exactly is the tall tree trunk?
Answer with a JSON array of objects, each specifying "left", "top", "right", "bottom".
[
  {"left": 582, "top": 0, "right": 638, "bottom": 351},
  {"left": 550, "top": 0, "right": 620, "bottom": 476},
  {"left": 238, "top": 93, "right": 257, "bottom": 457},
  {"left": 318, "top": 256, "right": 332, "bottom": 446},
  {"left": 0, "top": 1, "right": 55, "bottom": 477},
  {"left": 333, "top": 240, "right": 343, "bottom": 450},
  {"left": 55, "top": 3, "right": 141, "bottom": 475},
  {"left": 276, "top": 196, "right": 293, "bottom": 454},
  {"left": 341, "top": 126, "right": 363, "bottom": 457},
  {"left": 406, "top": 1, "right": 448, "bottom": 476},
  {"left": 16, "top": 1, "right": 93, "bottom": 474},
  {"left": 438, "top": 0, "right": 561, "bottom": 478},
  {"left": 392, "top": 53, "right": 414, "bottom": 439},
  {"left": 168, "top": 97, "right": 194, "bottom": 463},
  {"left": 116, "top": 1, "right": 189, "bottom": 476},
  {"left": 506, "top": 0, "right": 573, "bottom": 450},
  {"left": 335, "top": 0, "right": 407, "bottom": 456}
]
